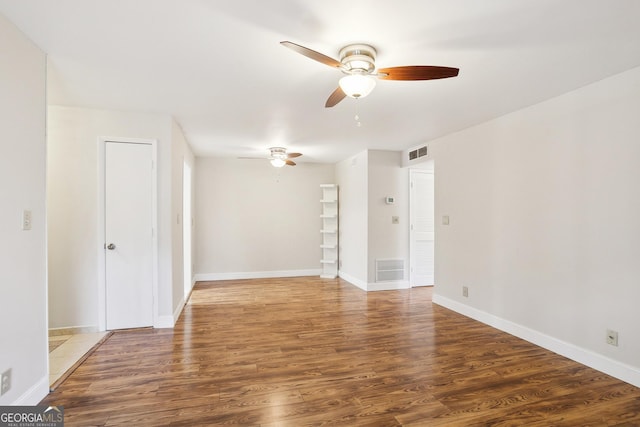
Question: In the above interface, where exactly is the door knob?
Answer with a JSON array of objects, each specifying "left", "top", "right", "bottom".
[{"left": 107, "top": 243, "right": 116, "bottom": 250}]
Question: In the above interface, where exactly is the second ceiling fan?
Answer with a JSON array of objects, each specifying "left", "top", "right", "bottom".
[
  {"left": 268, "top": 147, "right": 301, "bottom": 167},
  {"left": 281, "top": 41, "right": 459, "bottom": 108}
]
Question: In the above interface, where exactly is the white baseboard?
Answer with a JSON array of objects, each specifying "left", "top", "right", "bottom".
[
  {"left": 13, "top": 375, "right": 49, "bottom": 405},
  {"left": 174, "top": 298, "right": 187, "bottom": 322},
  {"left": 432, "top": 294, "right": 640, "bottom": 388},
  {"left": 338, "top": 272, "right": 410, "bottom": 292},
  {"left": 367, "top": 281, "right": 410, "bottom": 291},
  {"left": 194, "top": 269, "right": 321, "bottom": 282},
  {"left": 154, "top": 314, "right": 176, "bottom": 329},
  {"left": 338, "top": 271, "right": 367, "bottom": 290}
]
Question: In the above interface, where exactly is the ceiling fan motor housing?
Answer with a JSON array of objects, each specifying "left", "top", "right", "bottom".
[
  {"left": 339, "top": 44, "right": 376, "bottom": 73},
  {"left": 269, "top": 147, "right": 287, "bottom": 159}
]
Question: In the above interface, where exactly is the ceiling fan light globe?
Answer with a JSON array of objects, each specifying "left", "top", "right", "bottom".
[
  {"left": 339, "top": 74, "right": 376, "bottom": 99},
  {"left": 270, "top": 158, "right": 286, "bottom": 168}
]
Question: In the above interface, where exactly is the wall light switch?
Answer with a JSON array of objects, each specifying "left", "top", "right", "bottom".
[
  {"left": 22, "top": 210, "right": 32, "bottom": 231},
  {"left": 442, "top": 215, "right": 450, "bottom": 226}
]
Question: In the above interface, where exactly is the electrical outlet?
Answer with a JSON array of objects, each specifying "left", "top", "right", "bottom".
[
  {"left": 606, "top": 329, "right": 619, "bottom": 347},
  {"left": 1, "top": 368, "right": 11, "bottom": 395},
  {"left": 462, "top": 286, "right": 469, "bottom": 298}
]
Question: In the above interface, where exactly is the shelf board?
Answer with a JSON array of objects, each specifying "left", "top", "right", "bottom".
[{"left": 321, "top": 185, "right": 338, "bottom": 276}]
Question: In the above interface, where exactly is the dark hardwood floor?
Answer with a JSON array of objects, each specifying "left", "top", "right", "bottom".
[{"left": 41, "top": 277, "right": 640, "bottom": 426}]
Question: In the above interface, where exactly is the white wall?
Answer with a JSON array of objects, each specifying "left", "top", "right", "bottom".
[
  {"left": 171, "top": 119, "right": 195, "bottom": 314},
  {"left": 431, "top": 66, "right": 640, "bottom": 386},
  {"left": 367, "top": 150, "right": 409, "bottom": 287},
  {"left": 335, "top": 151, "right": 369, "bottom": 287},
  {"left": 47, "top": 106, "right": 177, "bottom": 328},
  {"left": 194, "top": 158, "right": 334, "bottom": 279},
  {"left": 0, "top": 13, "right": 48, "bottom": 404},
  {"left": 336, "top": 150, "right": 410, "bottom": 290}
]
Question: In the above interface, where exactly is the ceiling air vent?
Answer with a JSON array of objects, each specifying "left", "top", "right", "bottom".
[{"left": 408, "top": 145, "right": 428, "bottom": 161}]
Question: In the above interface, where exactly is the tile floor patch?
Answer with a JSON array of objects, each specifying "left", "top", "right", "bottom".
[{"left": 48, "top": 331, "right": 109, "bottom": 386}]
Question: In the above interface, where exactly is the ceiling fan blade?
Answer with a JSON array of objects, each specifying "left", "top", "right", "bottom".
[
  {"left": 378, "top": 66, "right": 459, "bottom": 81},
  {"left": 280, "top": 41, "right": 341, "bottom": 68},
  {"left": 285, "top": 159, "right": 296, "bottom": 166},
  {"left": 287, "top": 152, "right": 302, "bottom": 158},
  {"left": 325, "top": 86, "right": 346, "bottom": 108}
]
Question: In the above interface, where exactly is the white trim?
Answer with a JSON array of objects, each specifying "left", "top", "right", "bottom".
[
  {"left": 97, "top": 137, "right": 159, "bottom": 331},
  {"left": 194, "top": 269, "right": 321, "bottom": 282},
  {"left": 339, "top": 271, "right": 409, "bottom": 292},
  {"left": 367, "top": 280, "right": 411, "bottom": 291},
  {"left": 338, "top": 271, "right": 367, "bottom": 291},
  {"left": 13, "top": 375, "right": 49, "bottom": 405},
  {"left": 409, "top": 168, "right": 435, "bottom": 288},
  {"left": 182, "top": 158, "right": 193, "bottom": 302},
  {"left": 165, "top": 278, "right": 195, "bottom": 329},
  {"left": 174, "top": 300, "right": 185, "bottom": 321},
  {"left": 155, "top": 314, "right": 177, "bottom": 329},
  {"left": 153, "top": 297, "right": 186, "bottom": 329},
  {"left": 432, "top": 294, "right": 640, "bottom": 388}
]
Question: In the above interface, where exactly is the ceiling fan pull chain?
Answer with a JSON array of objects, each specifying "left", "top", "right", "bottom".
[{"left": 355, "top": 98, "right": 362, "bottom": 127}]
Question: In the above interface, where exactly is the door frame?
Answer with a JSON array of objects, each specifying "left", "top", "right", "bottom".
[
  {"left": 409, "top": 166, "right": 435, "bottom": 287},
  {"left": 182, "top": 159, "right": 193, "bottom": 301},
  {"left": 97, "top": 136, "right": 158, "bottom": 331}
]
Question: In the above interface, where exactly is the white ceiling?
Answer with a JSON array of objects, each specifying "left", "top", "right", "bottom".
[{"left": 1, "top": 0, "right": 639, "bottom": 163}]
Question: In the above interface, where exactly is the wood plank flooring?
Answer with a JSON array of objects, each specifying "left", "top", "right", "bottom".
[{"left": 41, "top": 277, "right": 640, "bottom": 426}]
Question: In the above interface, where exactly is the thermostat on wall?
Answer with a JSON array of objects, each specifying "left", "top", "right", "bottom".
[{"left": 385, "top": 196, "right": 395, "bottom": 205}]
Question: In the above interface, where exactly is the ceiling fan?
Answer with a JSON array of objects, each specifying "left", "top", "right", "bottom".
[
  {"left": 281, "top": 41, "right": 459, "bottom": 107},
  {"left": 239, "top": 147, "right": 302, "bottom": 167},
  {"left": 267, "top": 147, "right": 302, "bottom": 167}
]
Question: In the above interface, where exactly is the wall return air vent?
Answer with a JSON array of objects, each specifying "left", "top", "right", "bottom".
[
  {"left": 408, "top": 145, "right": 428, "bottom": 161},
  {"left": 376, "top": 259, "right": 405, "bottom": 282}
]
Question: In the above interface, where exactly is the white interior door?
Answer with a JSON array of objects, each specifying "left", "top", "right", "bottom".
[
  {"left": 410, "top": 169, "right": 435, "bottom": 287},
  {"left": 105, "top": 141, "right": 153, "bottom": 330}
]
